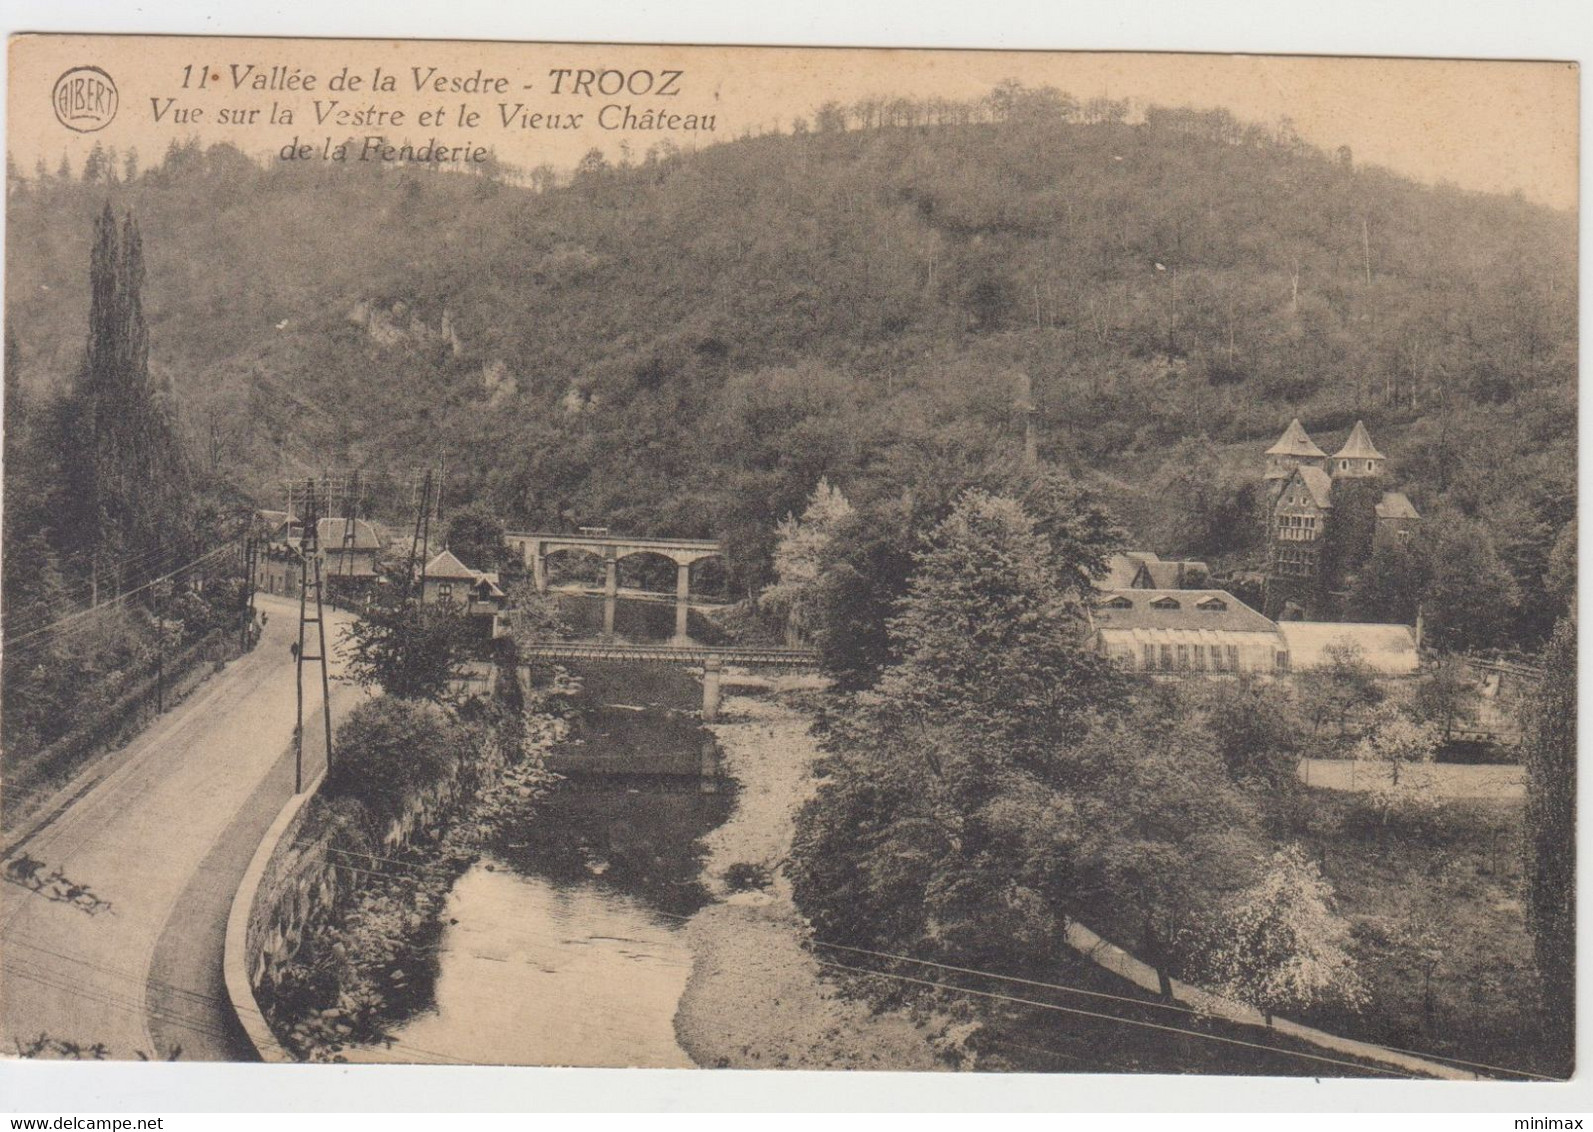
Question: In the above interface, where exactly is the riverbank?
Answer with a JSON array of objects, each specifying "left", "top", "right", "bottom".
[
  {"left": 260, "top": 697, "right": 564, "bottom": 1061},
  {"left": 674, "top": 690, "right": 949, "bottom": 1071}
]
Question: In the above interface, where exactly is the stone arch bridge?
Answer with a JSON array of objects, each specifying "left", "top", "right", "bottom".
[{"left": 503, "top": 530, "right": 726, "bottom": 641}]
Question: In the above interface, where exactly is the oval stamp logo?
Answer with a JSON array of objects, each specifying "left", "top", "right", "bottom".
[{"left": 53, "top": 66, "right": 119, "bottom": 132}]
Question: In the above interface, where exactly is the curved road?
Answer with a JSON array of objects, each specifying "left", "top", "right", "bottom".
[{"left": 1, "top": 595, "right": 362, "bottom": 1060}]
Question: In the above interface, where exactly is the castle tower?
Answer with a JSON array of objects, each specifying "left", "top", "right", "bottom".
[
  {"left": 1330, "top": 420, "right": 1385, "bottom": 479},
  {"left": 1264, "top": 418, "right": 1328, "bottom": 496}
]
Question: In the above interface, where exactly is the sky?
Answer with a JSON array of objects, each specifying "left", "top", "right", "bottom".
[{"left": 7, "top": 36, "right": 1580, "bottom": 210}]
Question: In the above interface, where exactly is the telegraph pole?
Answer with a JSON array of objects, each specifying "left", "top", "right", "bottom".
[
  {"left": 294, "top": 479, "right": 336, "bottom": 793},
  {"left": 154, "top": 575, "right": 165, "bottom": 714},
  {"left": 339, "top": 469, "right": 362, "bottom": 582},
  {"left": 408, "top": 468, "right": 435, "bottom": 601},
  {"left": 240, "top": 535, "right": 258, "bottom": 652}
]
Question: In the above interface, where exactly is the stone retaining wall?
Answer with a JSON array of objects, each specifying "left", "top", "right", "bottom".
[{"left": 224, "top": 764, "right": 333, "bottom": 1062}]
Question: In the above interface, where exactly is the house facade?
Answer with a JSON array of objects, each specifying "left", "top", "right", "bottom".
[
  {"left": 422, "top": 549, "right": 508, "bottom": 623},
  {"left": 256, "top": 514, "right": 384, "bottom": 597}
]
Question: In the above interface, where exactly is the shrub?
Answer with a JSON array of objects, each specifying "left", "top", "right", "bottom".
[{"left": 324, "top": 697, "right": 467, "bottom": 827}]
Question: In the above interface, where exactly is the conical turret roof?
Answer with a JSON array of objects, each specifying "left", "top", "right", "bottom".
[
  {"left": 1333, "top": 420, "right": 1385, "bottom": 461},
  {"left": 1266, "top": 418, "right": 1327, "bottom": 458}
]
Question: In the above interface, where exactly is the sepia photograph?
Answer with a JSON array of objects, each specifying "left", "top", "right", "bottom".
[{"left": 0, "top": 8, "right": 1582, "bottom": 1116}]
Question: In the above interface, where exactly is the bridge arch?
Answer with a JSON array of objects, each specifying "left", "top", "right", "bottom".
[
  {"left": 505, "top": 530, "right": 726, "bottom": 643},
  {"left": 539, "top": 544, "right": 608, "bottom": 587}
]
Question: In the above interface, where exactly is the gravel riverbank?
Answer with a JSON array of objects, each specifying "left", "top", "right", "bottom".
[{"left": 673, "top": 690, "right": 948, "bottom": 1071}]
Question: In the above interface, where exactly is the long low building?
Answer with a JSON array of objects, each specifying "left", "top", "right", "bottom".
[
  {"left": 1090, "top": 588, "right": 1422, "bottom": 677},
  {"left": 1275, "top": 621, "right": 1421, "bottom": 675},
  {"left": 1091, "top": 588, "right": 1289, "bottom": 675}
]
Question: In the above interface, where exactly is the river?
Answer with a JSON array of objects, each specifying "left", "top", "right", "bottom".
[{"left": 351, "top": 659, "right": 732, "bottom": 1068}]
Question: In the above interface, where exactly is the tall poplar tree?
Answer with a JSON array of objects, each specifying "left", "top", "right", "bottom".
[{"left": 59, "top": 204, "right": 191, "bottom": 597}]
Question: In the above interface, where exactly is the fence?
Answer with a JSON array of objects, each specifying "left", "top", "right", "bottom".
[{"left": 3, "top": 626, "right": 249, "bottom": 828}]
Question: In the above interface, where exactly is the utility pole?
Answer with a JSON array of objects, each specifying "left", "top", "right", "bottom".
[
  {"left": 410, "top": 468, "right": 435, "bottom": 602},
  {"left": 294, "top": 479, "right": 336, "bottom": 793},
  {"left": 240, "top": 535, "right": 258, "bottom": 652},
  {"left": 339, "top": 469, "right": 362, "bottom": 579},
  {"left": 154, "top": 574, "right": 165, "bottom": 715}
]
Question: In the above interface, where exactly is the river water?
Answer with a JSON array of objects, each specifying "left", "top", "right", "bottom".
[
  {"left": 355, "top": 860, "right": 697, "bottom": 1067},
  {"left": 352, "top": 660, "right": 731, "bottom": 1068}
]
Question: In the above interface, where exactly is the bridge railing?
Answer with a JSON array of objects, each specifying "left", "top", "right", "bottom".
[{"left": 515, "top": 639, "right": 820, "bottom": 667}]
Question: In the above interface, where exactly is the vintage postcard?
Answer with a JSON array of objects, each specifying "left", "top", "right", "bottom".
[{"left": 0, "top": 34, "right": 1577, "bottom": 1085}]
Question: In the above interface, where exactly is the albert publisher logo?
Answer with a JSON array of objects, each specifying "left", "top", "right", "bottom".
[{"left": 53, "top": 66, "right": 118, "bottom": 132}]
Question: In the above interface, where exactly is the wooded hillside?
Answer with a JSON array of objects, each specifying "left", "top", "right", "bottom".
[{"left": 6, "top": 94, "right": 1576, "bottom": 647}]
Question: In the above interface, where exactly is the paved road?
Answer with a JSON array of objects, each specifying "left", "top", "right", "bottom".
[{"left": 1, "top": 595, "right": 362, "bottom": 1060}]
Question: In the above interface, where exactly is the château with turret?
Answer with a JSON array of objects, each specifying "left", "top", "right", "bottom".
[{"left": 1262, "top": 418, "right": 1420, "bottom": 620}]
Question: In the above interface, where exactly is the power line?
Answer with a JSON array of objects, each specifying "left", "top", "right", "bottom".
[
  {"left": 809, "top": 937, "right": 1216, "bottom": 1020},
  {"left": 1, "top": 545, "right": 232, "bottom": 652},
  {"left": 277, "top": 844, "right": 1538, "bottom": 1078},
  {"left": 0, "top": 543, "right": 194, "bottom": 638},
  {"left": 813, "top": 957, "right": 1416, "bottom": 1079},
  {"left": 809, "top": 940, "right": 1547, "bottom": 1080}
]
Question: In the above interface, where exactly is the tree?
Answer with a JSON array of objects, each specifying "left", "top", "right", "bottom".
[
  {"left": 1070, "top": 696, "right": 1269, "bottom": 993},
  {"left": 814, "top": 101, "right": 847, "bottom": 133},
  {"left": 342, "top": 567, "right": 473, "bottom": 702},
  {"left": 1016, "top": 469, "right": 1125, "bottom": 598},
  {"left": 811, "top": 495, "right": 919, "bottom": 690},
  {"left": 1294, "top": 639, "right": 1384, "bottom": 741},
  {"left": 880, "top": 489, "right": 1123, "bottom": 754},
  {"left": 1542, "top": 520, "right": 1576, "bottom": 627},
  {"left": 323, "top": 697, "right": 467, "bottom": 825},
  {"left": 1351, "top": 703, "right": 1441, "bottom": 823},
  {"left": 574, "top": 147, "right": 608, "bottom": 180},
  {"left": 1347, "top": 539, "right": 1428, "bottom": 625},
  {"left": 82, "top": 143, "right": 107, "bottom": 184},
  {"left": 1408, "top": 654, "right": 1475, "bottom": 735},
  {"left": 1200, "top": 845, "right": 1365, "bottom": 1023},
  {"left": 57, "top": 205, "right": 193, "bottom": 596},
  {"left": 1420, "top": 518, "right": 1521, "bottom": 653},
  {"left": 760, "top": 477, "right": 853, "bottom": 642},
  {"left": 444, "top": 503, "right": 508, "bottom": 574},
  {"left": 1183, "top": 675, "right": 1304, "bottom": 794},
  {"left": 791, "top": 489, "right": 1129, "bottom": 972},
  {"left": 1523, "top": 616, "right": 1575, "bottom": 1075}
]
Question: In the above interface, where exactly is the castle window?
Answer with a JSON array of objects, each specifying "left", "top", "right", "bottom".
[
  {"left": 1192, "top": 644, "right": 1207, "bottom": 670},
  {"left": 1103, "top": 595, "right": 1133, "bottom": 610},
  {"left": 1196, "top": 597, "right": 1227, "bottom": 611},
  {"left": 1150, "top": 596, "right": 1181, "bottom": 610},
  {"left": 1367, "top": 461, "right": 1374, "bottom": 471},
  {"left": 1160, "top": 644, "right": 1173, "bottom": 669},
  {"left": 1227, "top": 645, "right": 1240, "bottom": 671},
  {"left": 1143, "top": 643, "right": 1156, "bottom": 670},
  {"left": 1176, "top": 644, "right": 1189, "bottom": 670},
  {"left": 1275, "top": 650, "right": 1291, "bottom": 673}
]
